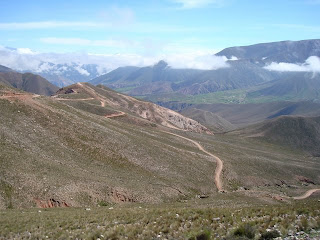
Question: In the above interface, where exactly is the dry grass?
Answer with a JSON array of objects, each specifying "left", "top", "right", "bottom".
[{"left": 0, "top": 200, "right": 319, "bottom": 239}]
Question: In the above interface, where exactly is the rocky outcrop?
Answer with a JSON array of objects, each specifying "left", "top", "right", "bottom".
[
  {"left": 34, "top": 198, "right": 70, "bottom": 208},
  {"left": 111, "top": 190, "right": 135, "bottom": 203}
]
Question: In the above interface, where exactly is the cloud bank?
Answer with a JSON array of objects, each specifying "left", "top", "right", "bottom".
[
  {"left": 0, "top": 46, "right": 229, "bottom": 77},
  {"left": 264, "top": 56, "right": 320, "bottom": 72}
]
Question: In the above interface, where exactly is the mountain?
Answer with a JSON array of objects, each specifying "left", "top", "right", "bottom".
[
  {"left": 91, "top": 39, "right": 320, "bottom": 103},
  {"left": 0, "top": 65, "right": 58, "bottom": 96},
  {"left": 236, "top": 115, "right": 320, "bottom": 157},
  {"left": 0, "top": 47, "right": 108, "bottom": 87},
  {"left": 90, "top": 59, "right": 277, "bottom": 96},
  {"left": 0, "top": 65, "right": 13, "bottom": 73},
  {"left": 33, "top": 62, "right": 105, "bottom": 87},
  {"left": 216, "top": 39, "right": 320, "bottom": 63},
  {"left": 248, "top": 72, "right": 320, "bottom": 102},
  {"left": 89, "top": 66, "right": 140, "bottom": 86}
]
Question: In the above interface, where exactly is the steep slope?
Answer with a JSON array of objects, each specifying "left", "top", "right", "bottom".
[
  {"left": 0, "top": 65, "right": 58, "bottom": 96},
  {"left": 237, "top": 116, "right": 320, "bottom": 156},
  {"left": 0, "top": 86, "right": 217, "bottom": 209},
  {"left": 54, "top": 83, "right": 212, "bottom": 134},
  {"left": 216, "top": 39, "right": 320, "bottom": 63}
]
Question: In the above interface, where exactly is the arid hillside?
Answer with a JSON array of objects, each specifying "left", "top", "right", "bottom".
[{"left": 0, "top": 83, "right": 319, "bottom": 210}]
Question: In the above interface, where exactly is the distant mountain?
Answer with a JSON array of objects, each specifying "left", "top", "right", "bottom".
[
  {"left": 0, "top": 47, "right": 108, "bottom": 87},
  {"left": 0, "top": 65, "right": 13, "bottom": 73},
  {"left": 216, "top": 39, "right": 320, "bottom": 63},
  {"left": 90, "top": 59, "right": 277, "bottom": 96},
  {"left": 33, "top": 62, "right": 105, "bottom": 87},
  {"left": 89, "top": 66, "right": 140, "bottom": 86},
  {"left": 248, "top": 72, "right": 320, "bottom": 101},
  {"left": 0, "top": 65, "right": 58, "bottom": 96},
  {"left": 91, "top": 39, "right": 320, "bottom": 102},
  {"left": 237, "top": 115, "right": 320, "bottom": 156}
]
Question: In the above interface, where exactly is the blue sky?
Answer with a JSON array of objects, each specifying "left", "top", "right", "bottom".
[
  {"left": 0, "top": 0, "right": 320, "bottom": 73},
  {"left": 1, "top": 0, "right": 320, "bottom": 54}
]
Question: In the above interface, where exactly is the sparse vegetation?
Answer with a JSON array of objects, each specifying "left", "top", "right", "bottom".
[{"left": 0, "top": 200, "right": 319, "bottom": 239}]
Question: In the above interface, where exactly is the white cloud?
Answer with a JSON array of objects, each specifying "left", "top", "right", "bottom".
[
  {"left": 74, "top": 66, "right": 90, "bottom": 76},
  {"left": 0, "top": 45, "right": 229, "bottom": 78},
  {"left": 264, "top": 56, "right": 320, "bottom": 72},
  {"left": 228, "top": 56, "right": 238, "bottom": 61},
  {"left": 165, "top": 54, "right": 229, "bottom": 70},
  {"left": 17, "top": 48, "right": 37, "bottom": 55},
  {"left": 172, "top": 0, "right": 226, "bottom": 9}
]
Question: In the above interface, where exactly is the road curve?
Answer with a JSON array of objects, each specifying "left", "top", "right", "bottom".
[
  {"left": 105, "top": 111, "right": 126, "bottom": 118},
  {"left": 293, "top": 188, "right": 320, "bottom": 200},
  {"left": 164, "top": 131, "right": 224, "bottom": 192}
]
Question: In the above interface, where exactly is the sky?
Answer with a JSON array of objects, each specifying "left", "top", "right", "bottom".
[{"left": 0, "top": 0, "right": 320, "bottom": 72}]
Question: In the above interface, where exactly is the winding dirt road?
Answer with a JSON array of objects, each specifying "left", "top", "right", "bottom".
[
  {"left": 165, "top": 131, "right": 224, "bottom": 192},
  {"left": 293, "top": 188, "right": 320, "bottom": 200},
  {"left": 105, "top": 111, "right": 126, "bottom": 118}
]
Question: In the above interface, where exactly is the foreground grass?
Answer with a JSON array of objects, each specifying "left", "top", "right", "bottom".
[{"left": 1, "top": 200, "right": 319, "bottom": 239}]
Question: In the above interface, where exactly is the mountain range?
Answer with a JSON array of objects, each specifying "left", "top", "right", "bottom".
[
  {"left": 90, "top": 39, "right": 320, "bottom": 104},
  {"left": 34, "top": 62, "right": 104, "bottom": 87}
]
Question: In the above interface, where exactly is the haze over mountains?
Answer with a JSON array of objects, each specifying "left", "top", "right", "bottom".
[{"left": 0, "top": 47, "right": 108, "bottom": 87}]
